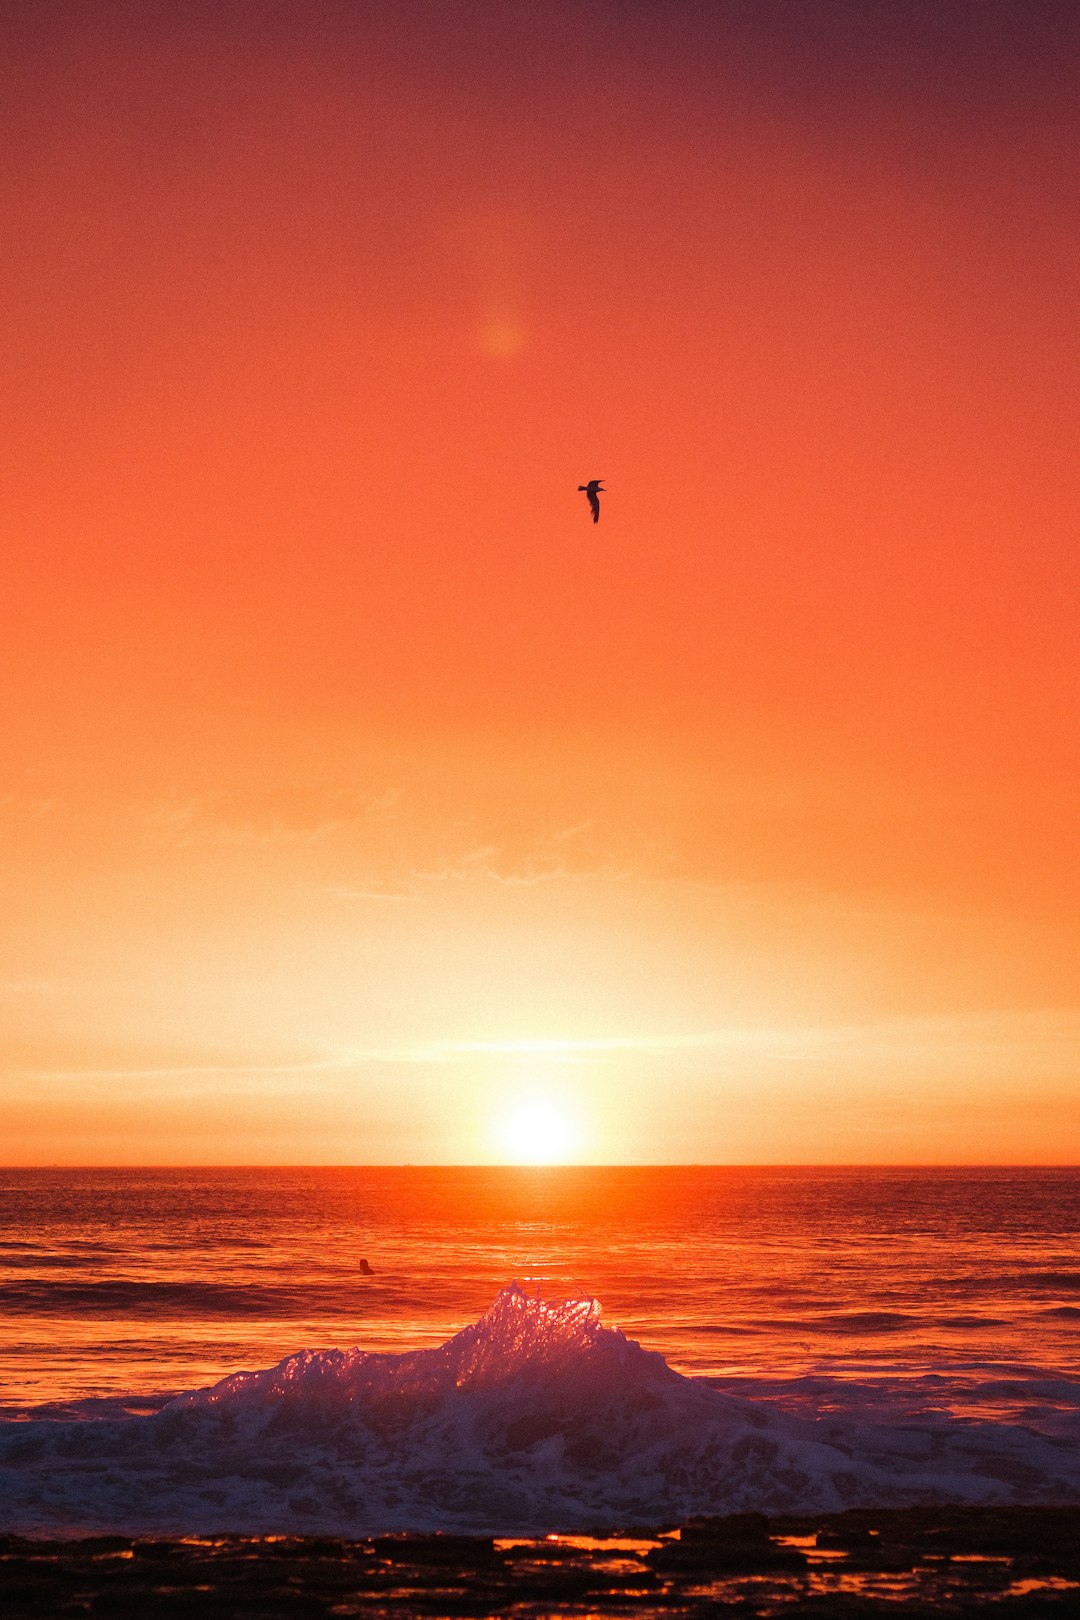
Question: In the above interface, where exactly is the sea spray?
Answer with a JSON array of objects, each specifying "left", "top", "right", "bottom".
[{"left": 2, "top": 1285, "right": 1080, "bottom": 1537}]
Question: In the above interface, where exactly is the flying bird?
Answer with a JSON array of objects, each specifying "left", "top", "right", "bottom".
[{"left": 578, "top": 479, "right": 604, "bottom": 523}]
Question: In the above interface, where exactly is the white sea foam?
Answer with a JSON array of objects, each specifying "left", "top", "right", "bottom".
[{"left": 2, "top": 1285, "right": 1078, "bottom": 1536}]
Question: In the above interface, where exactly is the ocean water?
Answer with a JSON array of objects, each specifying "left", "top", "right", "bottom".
[{"left": 1, "top": 1166, "right": 1079, "bottom": 1534}]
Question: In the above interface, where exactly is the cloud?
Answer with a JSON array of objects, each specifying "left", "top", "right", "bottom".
[
  {"left": 328, "top": 881, "right": 419, "bottom": 902},
  {"left": 140, "top": 788, "right": 398, "bottom": 848},
  {"left": 0, "top": 979, "right": 67, "bottom": 997},
  {"left": 410, "top": 1008, "right": 1080, "bottom": 1069}
]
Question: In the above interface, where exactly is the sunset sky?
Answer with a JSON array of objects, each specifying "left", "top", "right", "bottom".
[{"left": 2, "top": 1, "right": 1078, "bottom": 1164}]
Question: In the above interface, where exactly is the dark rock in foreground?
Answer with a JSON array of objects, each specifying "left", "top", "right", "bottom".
[{"left": 2, "top": 1506, "right": 1080, "bottom": 1617}]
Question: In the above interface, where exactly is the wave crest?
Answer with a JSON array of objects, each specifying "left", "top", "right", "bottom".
[
  {"left": 3, "top": 1285, "right": 1080, "bottom": 1536},
  {"left": 169, "top": 1284, "right": 667, "bottom": 1419}
]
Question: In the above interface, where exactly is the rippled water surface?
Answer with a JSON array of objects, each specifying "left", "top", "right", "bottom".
[{"left": 1, "top": 1166, "right": 1078, "bottom": 1426}]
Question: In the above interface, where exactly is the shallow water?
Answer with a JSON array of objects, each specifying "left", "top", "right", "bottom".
[
  {"left": 2, "top": 1168, "right": 1079, "bottom": 1535},
  {"left": 1, "top": 1166, "right": 1078, "bottom": 1432},
  {"left": 3, "top": 1281, "right": 1080, "bottom": 1535}
]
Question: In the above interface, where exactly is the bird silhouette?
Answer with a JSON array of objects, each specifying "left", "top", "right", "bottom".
[{"left": 578, "top": 479, "right": 605, "bottom": 523}]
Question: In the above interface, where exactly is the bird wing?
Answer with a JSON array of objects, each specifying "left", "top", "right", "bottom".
[{"left": 588, "top": 489, "right": 600, "bottom": 522}]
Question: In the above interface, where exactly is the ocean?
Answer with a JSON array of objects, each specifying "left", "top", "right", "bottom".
[{"left": 1, "top": 1165, "right": 1078, "bottom": 1534}]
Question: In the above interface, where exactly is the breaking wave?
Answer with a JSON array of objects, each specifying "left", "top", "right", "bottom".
[{"left": 2, "top": 1285, "right": 1079, "bottom": 1536}]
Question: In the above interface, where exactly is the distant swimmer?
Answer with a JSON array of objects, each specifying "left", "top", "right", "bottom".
[
  {"left": 359, "top": 1258, "right": 373, "bottom": 1275},
  {"left": 578, "top": 479, "right": 605, "bottom": 523}
]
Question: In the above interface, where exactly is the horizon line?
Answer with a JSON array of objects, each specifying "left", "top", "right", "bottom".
[{"left": 3, "top": 1161, "right": 1079, "bottom": 1172}]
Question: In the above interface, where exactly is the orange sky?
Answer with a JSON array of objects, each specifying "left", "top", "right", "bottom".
[{"left": 2, "top": 1, "right": 1078, "bottom": 1164}]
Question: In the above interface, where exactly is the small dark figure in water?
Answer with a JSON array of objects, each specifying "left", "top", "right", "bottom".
[
  {"left": 578, "top": 479, "right": 604, "bottom": 523},
  {"left": 359, "top": 1258, "right": 373, "bottom": 1275}
]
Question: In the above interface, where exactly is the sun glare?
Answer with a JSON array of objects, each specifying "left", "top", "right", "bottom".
[{"left": 496, "top": 1096, "right": 582, "bottom": 1165}]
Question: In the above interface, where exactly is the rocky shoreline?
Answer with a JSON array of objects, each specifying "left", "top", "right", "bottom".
[{"left": 3, "top": 1506, "right": 1080, "bottom": 1616}]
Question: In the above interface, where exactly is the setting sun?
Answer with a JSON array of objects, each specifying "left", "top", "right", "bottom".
[
  {"left": 495, "top": 1096, "right": 584, "bottom": 1165},
  {"left": 0, "top": 0, "right": 1077, "bottom": 1175}
]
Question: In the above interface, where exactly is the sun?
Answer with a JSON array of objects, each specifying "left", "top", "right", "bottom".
[{"left": 496, "top": 1095, "right": 582, "bottom": 1165}]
